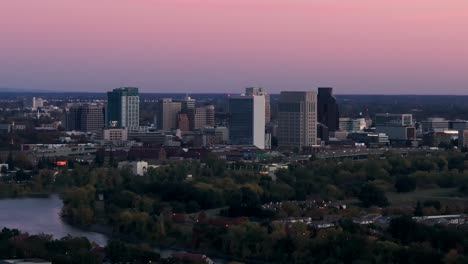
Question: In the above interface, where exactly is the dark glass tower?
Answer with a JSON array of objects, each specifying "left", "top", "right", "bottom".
[
  {"left": 106, "top": 87, "right": 140, "bottom": 129},
  {"left": 317, "top": 87, "right": 339, "bottom": 132}
]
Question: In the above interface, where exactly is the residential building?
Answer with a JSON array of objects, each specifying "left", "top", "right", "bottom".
[
  {"left": 245, "top": 86, "right": 270, "bottom": 124},
  {"left": 277, "top": 91, "right": 317, "bottom": 149},
  {"left": 228, "top": 94, "right": 265, "bottom": 149},
  {"left": 65, "top": 104, "right": 104, "bottom": 133},
  {"left": 317, "top": 87, "right": 339, "bottom": 132},
  {"left": 156, "top": 99, "right": 182, "bottom": 131},
  {"left": 106, "top": 87, "right": 140, "bottom": 130}
]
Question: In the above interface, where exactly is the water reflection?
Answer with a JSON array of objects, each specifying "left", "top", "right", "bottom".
[{"left": 0, "top": 195, "right": 108, "bottom": 245}]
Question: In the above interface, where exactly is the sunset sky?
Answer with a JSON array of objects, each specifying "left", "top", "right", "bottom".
[{"left": 1, "top": 0, "right": 467, "bottom": 94}]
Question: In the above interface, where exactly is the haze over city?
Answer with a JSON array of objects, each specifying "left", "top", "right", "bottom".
[{"left": 1, "top": 0, "right": 468, "bottom": 94}]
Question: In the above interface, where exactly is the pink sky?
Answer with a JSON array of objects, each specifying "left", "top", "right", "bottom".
[{"left": 1, "top": 0, "right": 467, "bottom": 94}]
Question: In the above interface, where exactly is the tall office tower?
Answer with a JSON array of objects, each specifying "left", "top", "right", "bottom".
[
  {"left": 277, "top": 91, "right": 317, "bottom": 149},
  {"left": 229, "top": 95, "right": 265, "bottom": 149},
  {"left": 106, "top": 87, "right": 140, "bottom": 130},
  {"left": 317, "top": 87, "right": 339, "bottom": 132},
  {"left": 205, "top": 105, "right": 215, "bottom": 127},
  {"left": 156, "top": 99, "right": 182, "bottom": 131},
  {"left": 176, "top": 113, "right": 190, "bottom": 132},
  {"left": 65, "top": 104, "right": 105, "bottom": 132},
  {"left": 181, "top": 96, "right": 196, "bottom": 112},
  {"left": 245, "top": 87, "right": 270, "bottom": 124},
  {"left": 193, "top": 105, "right": 215, "bottom": 129}
]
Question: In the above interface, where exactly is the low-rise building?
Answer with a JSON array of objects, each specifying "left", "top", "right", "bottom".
[
  {"left": 102, "top": 128, "right": 128, "bottom": 141},
  {"left": 118, "top": 161, "right": 152, "bottom": 176},
  {"left": 339, "top": 117, "right": 367, "bottom": 132}
]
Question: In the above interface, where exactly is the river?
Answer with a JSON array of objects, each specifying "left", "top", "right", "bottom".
[
  {"left": 0, "top": 195, "right": 108, "bottom": 245},
  {"left": 0, "top": 195, "right": 227, "bottom": 263}
]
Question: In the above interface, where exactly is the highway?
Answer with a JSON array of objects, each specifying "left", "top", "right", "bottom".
[{"left": 290, "top": 148, "right": 440, "bottom": 161}]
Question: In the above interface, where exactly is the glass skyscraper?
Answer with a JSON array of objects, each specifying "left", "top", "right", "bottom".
[
  {"left": 106, "top": 87, "right": 140, "bottom": 130},
  {"left": 228, "top": 95, "right": 265, "bottom": 149}
]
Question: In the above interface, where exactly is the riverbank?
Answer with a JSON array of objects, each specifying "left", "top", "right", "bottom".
[{"left": 0, "top": 190, "right": 52, "bottom": 199}]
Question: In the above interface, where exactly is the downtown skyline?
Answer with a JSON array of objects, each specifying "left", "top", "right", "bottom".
[{"left": 1, "top": 0, "right": 468, "bottom": 94}]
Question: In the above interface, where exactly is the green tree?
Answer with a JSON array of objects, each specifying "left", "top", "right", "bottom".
[
  {"left": 105, "top": 240, "right": 129, "bottom": 264},
  {"left": 358, "top": 183, "right": 389, "bottom": 207},
  {"left": 414, "top": 201, "right": 423, "bottom": 216},
  {"left": 6, "top": 151, "right": 14, "bottom": 170},
  {"left": 395, "top": 175, "right": 416, "bottom": 192}
]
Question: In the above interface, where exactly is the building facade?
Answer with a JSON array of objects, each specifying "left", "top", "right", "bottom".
[
  {"left": 459, "top": 130, "right": 468, "bottom": 148},
  {"left": 156, "top": 99, "right": 182, "bottom": 131},
  {"left": 102, "top": 127, "right": 128, "bottom": 141},
  {"left": 193, "top": 105, "right": 215, "bottom": 129},
  {"left": 339, "top": 117, "right": 367, "bottom": 132},
  {"left": 65, "top": 103, "right": 104, "bottom": 133},
  {"left": 106, "top": 87, "right": 140, "bottom": 130},
  {"left": 277, "top": 91, "right": 317, "bottom": 149},
  {"left": 420, "top": 118, "right": 449, "bottom": 133},
  {"left": 375, "top": 113, "right": 416, "bottom": 141},
  {"left": 229, "top": 95, "right": 265, "bottom": 149},
  {"left": 245, "top": 87, "right": 270, "bottom": 124},
  {"left": 177, "top": 113, "right": 190, "bottom": 132},
  {"left": 317, "top": 87, "right": 339, "bottom": 132}
]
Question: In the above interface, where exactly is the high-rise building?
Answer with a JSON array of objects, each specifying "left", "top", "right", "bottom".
[
  {"left": 156, "top": 99, "right": 182, "bottom": 131},
  {"left": 65, "top": 104, "right": 105, "bottom": 133},
  {"left": 177, "top": 113, "right": 190, "bottom": 132},
  {"left": 181, "top": 96, "right": 196, "bottom": 112},
  {"left": 106, "top": 87, "right": 140, "bottom": 130},
  {"left": 277, "top": 91, "right": 317, "bottom": 149},
  {"left": 317, "top": 87, "right": 339, "bottom": 132},
  {"left": 245, "top": 87, "right": 270, "bottom": 124},
  {"left": 229, "top": 95, "right": 265, "bottom": 149},
  {"left": 193, "top": 105, "right": 215, "bottom": 129}
]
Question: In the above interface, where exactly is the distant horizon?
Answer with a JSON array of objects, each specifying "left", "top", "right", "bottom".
[
  {"left": 2, "top": 87, "right": 468, "bottom": 96},
  {"left": 1, "top": 1, "right": 468, "bottom": 94}
]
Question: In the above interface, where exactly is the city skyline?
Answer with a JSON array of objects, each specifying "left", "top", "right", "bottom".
[{"left": 1, "top": 0, "right": 468, "bottom": 94}]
